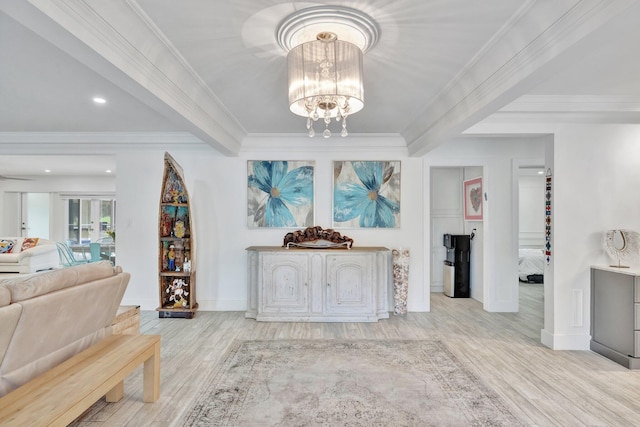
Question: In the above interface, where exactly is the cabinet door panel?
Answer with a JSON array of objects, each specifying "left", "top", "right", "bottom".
[
  {"left": 326, "top": 254, "right": 373, "bottom": 315},
  {"left": 262, "top": 254, "right": 309, "bottom": 313}
]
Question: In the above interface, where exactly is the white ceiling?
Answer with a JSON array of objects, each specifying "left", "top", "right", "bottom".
[
  {"left": 0, "top": 11, "right": 185, "bottom": 133},
  {"left": 1, "top": 0, "right": 640, "bottom": 176}
]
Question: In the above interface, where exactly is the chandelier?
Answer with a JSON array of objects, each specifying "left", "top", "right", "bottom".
[
  {"left": 287, "top": 32, "right": 363, "bottom": 138},
  {"left": 277, "top": 6, "right": 379, "bottom": 138}
]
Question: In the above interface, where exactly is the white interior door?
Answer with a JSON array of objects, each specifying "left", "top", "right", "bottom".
[{"left": 21, "top": 193, "right": 50, "bottom": 239}]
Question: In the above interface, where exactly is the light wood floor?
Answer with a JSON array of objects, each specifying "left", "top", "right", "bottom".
[{"left": 72, "top": 283, "right": 640, "bottom": 426}]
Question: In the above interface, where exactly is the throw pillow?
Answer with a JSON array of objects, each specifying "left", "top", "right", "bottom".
[
  {"left": 21, "top": 237, "right": 39, "bottom": 251},
  {"left": 0, "top": 239, "right": 16, "bottom": 254}
]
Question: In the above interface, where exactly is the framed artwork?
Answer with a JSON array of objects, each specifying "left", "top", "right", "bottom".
[
  {"left": 463, "top": 177, "right": 483, "bottom": 221},
  {"left": 333, "top": 161, "right": 401, "bottom": 228},
  {"left": 247, "top": 160, "right": 314, "bottom": 228}
]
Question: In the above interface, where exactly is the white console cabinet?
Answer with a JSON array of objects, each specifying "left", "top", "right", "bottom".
[{"left": 246, "top": 246, "right": 390, "bottom": 322}]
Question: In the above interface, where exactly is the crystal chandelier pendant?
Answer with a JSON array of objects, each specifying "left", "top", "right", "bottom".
[{"left": 341, "top": 117, "right": 348, "bottom": 137}]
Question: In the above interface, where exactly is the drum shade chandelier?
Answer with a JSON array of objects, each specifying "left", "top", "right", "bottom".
[{"left": 277, "top": 6, "right": 379, "bottom": 138}]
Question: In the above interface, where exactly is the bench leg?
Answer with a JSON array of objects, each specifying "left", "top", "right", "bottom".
[
  {"left": 143, "top": 340, "right": 160, "bottom": 402},
  {"left": 105, "top": 381, "right": 124, "bottom": 402}
]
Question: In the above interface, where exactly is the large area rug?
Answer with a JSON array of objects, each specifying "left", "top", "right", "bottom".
[{"left": 182, "top": 340, "right": 522, "bottom": 426}]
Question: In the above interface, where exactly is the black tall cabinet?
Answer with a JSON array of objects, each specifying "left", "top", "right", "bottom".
[{"left": 443, "top": 234, "right": 471, "bottom": 298}]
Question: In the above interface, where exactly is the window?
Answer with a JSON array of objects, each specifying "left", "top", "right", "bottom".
[{"left": 66, "top": 198, "right": 116, "bottom": 244}]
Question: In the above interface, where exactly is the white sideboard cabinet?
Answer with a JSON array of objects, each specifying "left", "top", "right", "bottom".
[
  {"left": 246, "top": 246, "right": 391, "bottom": 322},
  {"left": 590, "top": 266, "right": 640, "bottom": 369}
]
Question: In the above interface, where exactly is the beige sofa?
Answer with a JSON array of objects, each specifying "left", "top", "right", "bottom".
[
  {"left": 0, "top": 238, "right": 59, "bottom": 273},
  {"left": 0, "top": 261, "right": 130, "bottom": 396}
]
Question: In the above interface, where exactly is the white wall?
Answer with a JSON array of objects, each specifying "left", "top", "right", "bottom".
[
  {"left": 116, "top": 136, "right": 428, "bottom": 312},
  {"left": 545, "top": 125, "right": 640, "bottom": 349},
  {"left": 1, "top": 192, "right": 20, "bottom": 236}
]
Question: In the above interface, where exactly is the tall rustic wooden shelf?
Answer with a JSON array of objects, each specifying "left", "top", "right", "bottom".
[{"left": 157, "top": 152, "right": 197, "bottom": 319}]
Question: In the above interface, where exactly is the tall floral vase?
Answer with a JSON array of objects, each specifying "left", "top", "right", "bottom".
[{"left": 392, "top": 248, "right": 410, "bottom": 315}]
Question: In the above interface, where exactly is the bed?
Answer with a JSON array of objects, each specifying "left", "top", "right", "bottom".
[{"left": 518, "top": 248, "right": 544, "bottom": 283}]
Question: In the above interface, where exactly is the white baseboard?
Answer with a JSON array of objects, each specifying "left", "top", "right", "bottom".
[
  {"left": 121, "top": 298, "right": 247, "bottom": 311},
  {"left": 198, "top": 299, "right": 246, "bottom": 311},
  {"left": 121, "top": 298, "right": 156, "bottom": 311},
  {"left": 431, "top": 285, "right": 444, "bottom": 293},
  {"left": 541, "top": 328, "right": 590, "bottom": 350}
]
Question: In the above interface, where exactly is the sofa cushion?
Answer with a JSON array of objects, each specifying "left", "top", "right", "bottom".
[
  {"left": 0, "top": 240, "right": 16, "bottom": 254},
  {"left": 0, "top": 303, "right": 22, "bottom": 375},
  {"left": 0, "top": 261, "right": 116, "bottom": 303},
  {"left": 20, "top": 238, "right": 39, "bottom": 251},
  {"left": 0, "top": 286, "right": 10, "bottom": 307},
  {"left": 0, "top": 254, "right": 20, "bottom": 263}
]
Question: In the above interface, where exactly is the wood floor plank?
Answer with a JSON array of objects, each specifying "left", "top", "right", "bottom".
[{"left": 66, "top": 282, "right": 640, "bottom": 426}]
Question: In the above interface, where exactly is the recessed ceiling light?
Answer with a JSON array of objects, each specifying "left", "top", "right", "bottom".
[
  {"left": 106, "top": 169, "right": 112, "bottom": 173},
  {"left": 44, "top": 169, "right": 51, "bottom": 173},
  {"left": 92, "top": 97, "right": 106, "bottom": 104},
  {"left": 537, "top": 170, "right": 544, "bottom": 175}
]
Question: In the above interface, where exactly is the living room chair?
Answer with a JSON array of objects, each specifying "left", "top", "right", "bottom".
[
  {"left": 89, "top": 243, "right": 102, "bottom": 263},
  {"left": 56, "top": 242, "right": 90, "bottom": 267}
]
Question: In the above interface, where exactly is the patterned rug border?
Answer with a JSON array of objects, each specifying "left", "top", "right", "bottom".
[{"left": 182, "top": 339, "right": 523, "bottom": 426}]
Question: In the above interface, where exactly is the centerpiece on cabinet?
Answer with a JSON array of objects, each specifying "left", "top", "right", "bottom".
[
  {"left": 157, "top": 152, "right": 197, "bottom": 318},
  {"left": 282, "top": 226, "right": 353, "bottom": 249}
]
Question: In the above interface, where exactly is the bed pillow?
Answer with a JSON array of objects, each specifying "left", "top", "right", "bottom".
[
  {"left": 21, "top": 237, "right": 39, "bottom": 251},
  {"left": 0, "top": 239, "right": 17, "bottom": 254}
]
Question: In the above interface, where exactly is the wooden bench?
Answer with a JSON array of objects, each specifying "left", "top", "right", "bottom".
[
  {"left": 112, "top": 305, "right": 141, "bottom": 335},
  {"left": 0, "top": 334, "right": 160, "bottom": 426}
]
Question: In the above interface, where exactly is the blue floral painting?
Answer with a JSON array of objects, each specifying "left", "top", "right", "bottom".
[
  {"left": 333, "top": 161, "right": 401, "bottom": 228},
  {"left": 247, "top": 161, "right": 314, "bottom": 228}
]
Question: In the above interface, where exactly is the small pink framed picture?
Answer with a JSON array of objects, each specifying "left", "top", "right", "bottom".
[{"left": 463, "top": 177, "right": 483, "bottom": 221}]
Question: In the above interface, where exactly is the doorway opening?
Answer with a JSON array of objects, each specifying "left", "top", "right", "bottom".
[
  {"left": 517, "top": 165, "right": 545, "bottom": 329},
  {"left": 429, "top": 166, "right": 484, "bottom": 303}
]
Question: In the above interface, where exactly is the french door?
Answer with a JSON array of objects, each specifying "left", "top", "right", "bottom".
[{"left": 66, "top": 198, "right": 116, "bottom": 244}]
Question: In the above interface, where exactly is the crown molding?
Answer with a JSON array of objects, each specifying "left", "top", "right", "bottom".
[
  {"left": 477, "top": 94, "right": 640, "bottom": 125},
  {"left": 0, "top": 131, "right": 204, "bottom": 144},
  {"left": 403, "top": 0, "right": 636, "bottom": 157},
  {"left": 481, "top": 111, "right": 640, "bottom": 124},
  {"left": 1, "top": 0, "right": 245, "bottom": 155},
  {"left": 0, "top": 132, "right": 412, "bottom": 155},
  {"left": 500, "top": 94, "right": 640, "bottom": 112},
  {"left": 241, "top": 133, "right": 408, "bottom": 154},
  {"left": 0, "top": 132, "right": 208, "bottom": 154}
]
